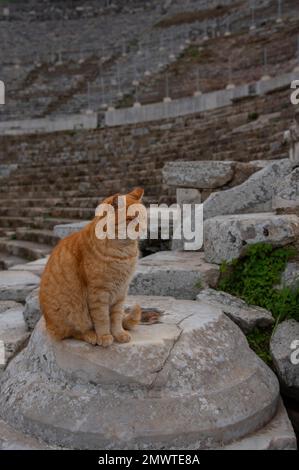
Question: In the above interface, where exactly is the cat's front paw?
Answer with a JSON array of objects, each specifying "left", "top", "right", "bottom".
[
  {"left": 97, "top": 334, "right": 114, "bottom": 347},
  {"left": 114, "top": 330, "right": 131, "bottom": 343}
]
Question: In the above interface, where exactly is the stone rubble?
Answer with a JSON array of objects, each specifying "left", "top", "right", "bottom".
[{"left": 196, "top": 288, "right": 274, "bottom": 334}]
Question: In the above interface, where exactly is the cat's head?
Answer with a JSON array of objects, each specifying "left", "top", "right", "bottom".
[
  {"left": 96, "top": 188, "right": 146, "bottom": 241},
  {"left": 102, "top": 187, "right": 144, "bottom": 211}
]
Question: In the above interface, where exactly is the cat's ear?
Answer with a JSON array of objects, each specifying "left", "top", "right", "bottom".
[{"left": 130, "top": 187, "right": 144, "bottom": 200}]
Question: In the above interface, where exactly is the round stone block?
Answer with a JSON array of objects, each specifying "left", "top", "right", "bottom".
[{"left": 0, "top": 296, "right": 279, "bottom": 450}]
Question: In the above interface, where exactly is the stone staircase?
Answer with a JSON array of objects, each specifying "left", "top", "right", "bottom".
[{"left": 0, "top": 85, "right": 294, "bottom": 264}]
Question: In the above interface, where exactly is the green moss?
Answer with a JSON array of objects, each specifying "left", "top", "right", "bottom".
[{"left": 218, "top": 243, "right": 299, "bottom": 363}]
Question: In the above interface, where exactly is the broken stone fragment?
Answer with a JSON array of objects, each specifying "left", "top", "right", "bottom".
[
  {"left": 204, "top": 213, "right": 299, "bottom": 264},
  {"left": 203, "top": 159, "right": 292, "bottom": 220},
  {"left": 196, "top": 288, "right": 274, "bottom": 333}
]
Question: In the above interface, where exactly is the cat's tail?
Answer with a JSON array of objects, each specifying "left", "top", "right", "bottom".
[{"left": 123, "top": 304, "right": 142, "bottom": 330}]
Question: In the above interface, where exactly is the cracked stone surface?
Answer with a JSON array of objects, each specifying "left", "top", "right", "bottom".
[
  {"left": 0, "top": 295, "right": 282, "bottom": 449},
  {"left": 130, "top": 251, "right": 220, "bottom": 299},
  {"left": 204, "top": 213, "right": 299, "bottom": 264},
  {"left": 196, "top": 288, "right": 274, "bottom": 333}
]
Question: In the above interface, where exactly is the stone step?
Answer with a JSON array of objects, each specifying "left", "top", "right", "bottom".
[
  {"left": 0, "top": 206, "right": 95, "bottom": 219},
  {"left": 0, "top": 238, "right": 52, "bottom": 261},
  {"left": 15, "top": 229, "right": 59, "bottom": 247},
  {"left": 0, "top": 216, "right": 79, "bottom": 231},
  {"left": 10, "top": 257, "right": 48, "bottom": 277},
  {"left": 0, "top": 207, "right": 50, "bottom": 218},
  {"left": 0, "top": 253, "right": 28, "bottom": 271},
  {"left": 0, "top": 197, "right": 101, "bottom": 209},
  {"left": 129, "top": 251, "right": 220, "bottom": 300},
  {"left": 0, "top": 217, "right": 32, "bottom": 229},
  {"left": 31, "top": 217, "right": 81, "bottom": 231},
  {"left": 0, "top": 270, "right": 40, "bottom": 302}
]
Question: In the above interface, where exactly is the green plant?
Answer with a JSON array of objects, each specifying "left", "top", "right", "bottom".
[
  {"left": 218, "top": 243, "right": 299, "bottom": 363},
  {"left": 246, "top": 327, "right": 273, "bottom": 366}
]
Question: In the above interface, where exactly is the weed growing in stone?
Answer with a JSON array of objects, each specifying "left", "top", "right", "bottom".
[{"left": 218, "top": 243, "right": 299, "bottom": 363}]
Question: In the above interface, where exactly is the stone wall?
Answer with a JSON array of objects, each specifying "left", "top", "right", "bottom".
[{"left": 106, "top": 71, "right": 298, "bottom": 126}]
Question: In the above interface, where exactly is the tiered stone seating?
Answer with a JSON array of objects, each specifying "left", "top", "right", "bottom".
[
  {"left": 1, "top": 0, "right": 298, "bottom": 120},
  {"left": 0, "top": 85, "right": 294, "bottom": 263}
]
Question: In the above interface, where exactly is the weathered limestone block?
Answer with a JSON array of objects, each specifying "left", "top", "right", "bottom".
[
  {"left": 0, "top": 302, "right": 30, "bottom": 373},
  {"left": 10, "top": 257, "right": 49, "bottom": 277},
  {"left": 204, "top": 159, "right": 292, "bottom": 220},
  {"left": 130, "top": 251, "right": 219, "bottom": 299},
  {"left": 23, "top": 288, "right": 41, "bottom": 330},
  {"left": 270, "top": 320, "right": 299, "bottom": 400},
  {"left": 0, "top": 271, "right": 40, "bottom": 302},
  {"left": 196, "top": 288, "right": 274, "bottom": 333},
  {"left": 162, "top": 161, "right": 235, "bottom": 189},
  {"left": 280, "top": 262, "right": 299, "bottom": 291},
  {"left": 273, "top": 167, "right": 299, "bottom": 215},
  {"left": 204, "top": 213, "right": 299, "bottom": 264},
  {"left": 0, "top": 295, "right": 281, "bottom": 450}
]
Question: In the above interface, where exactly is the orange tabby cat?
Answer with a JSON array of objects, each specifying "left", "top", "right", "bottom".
[{"left": 39, "top": 188, "right": 144, "bottom": 347}]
